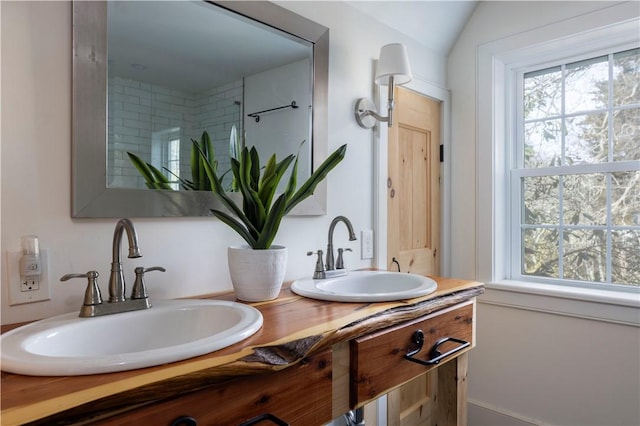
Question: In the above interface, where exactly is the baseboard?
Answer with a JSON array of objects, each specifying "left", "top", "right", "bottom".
[{"left": 468, "top": 399, "right": 543, "bottom": 426}]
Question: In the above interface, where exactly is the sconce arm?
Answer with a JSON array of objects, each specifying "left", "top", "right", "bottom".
[{"left": 355, "top": 76, "right": 397, "bottom": 129}]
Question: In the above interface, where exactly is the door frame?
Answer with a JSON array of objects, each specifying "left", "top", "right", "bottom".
[{"left": 373, "top": 78, "right": 451, "bottom": 276}]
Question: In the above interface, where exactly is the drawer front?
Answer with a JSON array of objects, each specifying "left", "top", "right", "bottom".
[
  {"left": 98, "top": 350, "right": 332, "bottom": 426},
  {"left": 350, "top": 301, "right": 474, "bottom": 407}
]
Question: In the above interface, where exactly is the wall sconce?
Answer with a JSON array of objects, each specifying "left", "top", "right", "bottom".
[{"left": 355, "top": 43, "right": 413, "bottom": 129}]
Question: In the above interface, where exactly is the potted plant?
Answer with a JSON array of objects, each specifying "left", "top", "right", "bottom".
[{"left": 197, "top": 141, "right": 347, "bottom": 301}]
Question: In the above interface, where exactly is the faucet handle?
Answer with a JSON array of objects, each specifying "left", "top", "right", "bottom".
[
  {"left": 307, "top": 250, "right": 326, "bottom": 279},
  {"left": 61, "top": 271, "right": 103, "bottom": 306},
  {"left": 131, "top": 266, "right": 166, "bottom": 299},
  {"left": 336, "top": 248, "right": 353, "bottom": 270}
]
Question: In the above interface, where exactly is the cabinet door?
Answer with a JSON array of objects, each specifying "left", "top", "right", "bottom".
[{"left": 97, "top": 350, "right": 332, "bottom": 426}]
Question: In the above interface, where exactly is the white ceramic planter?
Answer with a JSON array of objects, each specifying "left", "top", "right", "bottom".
[{"left": 227, "top": 245, "right": 288, "bottom": 302}]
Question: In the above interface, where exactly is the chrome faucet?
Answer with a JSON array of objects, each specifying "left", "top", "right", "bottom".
[
  {"left": 326, "top": 215, "right": 357, "bottom": 272},
  {"left": 60, "top": 218, "right": 165, "bottom": 317},
  {"left": 109, "top": 218, "right": 142, "bottom": 303}
]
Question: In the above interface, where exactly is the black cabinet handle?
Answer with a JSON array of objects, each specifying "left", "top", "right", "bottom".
[
  {"left": 238, "top": 413, "right": 290, "bottom": 426},
  {"left": 170, "top": 416, "right": 197, "bottom": 426},
  {"left": 404, "top": 330, "right": 470, "bottom": 366}
]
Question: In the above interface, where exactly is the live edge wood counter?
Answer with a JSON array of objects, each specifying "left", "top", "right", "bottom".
[{"left": 1, "top": 276, "right": 483, "bottom": 426}]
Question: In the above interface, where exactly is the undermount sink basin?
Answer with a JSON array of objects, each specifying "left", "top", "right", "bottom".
[
  {"left": 0, "top": 299, "right": 263, "bottom": 376},
  {"left": 291, "top": 270, "right": 437, "bottom": 302}
]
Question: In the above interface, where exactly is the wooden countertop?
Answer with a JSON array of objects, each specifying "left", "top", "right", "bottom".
[{"left": 1, "top": 276, "right": 483, "bottom": 426}]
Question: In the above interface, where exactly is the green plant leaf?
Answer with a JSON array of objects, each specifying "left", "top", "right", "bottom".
[
  {"left": 249, "top": 147, "right": 261, "bottom": 191},
  {"left": 126, "top": 152, "right": 173, "bottom": 190},
  {"left": 190, "top": 137, "right": 200, "bottom": 189},
  {"left": 234, "top": 153, "right": 266, "bottom": 236},
  {"left": 229, "top": 125, "right": 240, "bottom": 192},
  {"left": 256, "top": 193, "right": 288, "bottom": 249},
  {"left": 258, "top": 154, "right": 293, "bottom": 206},
  {"left": 285, "top": 144, "right": 347, "bottom": 214},
  {"left": 210, "top": 208, "right": 258, "bottom": 247}
]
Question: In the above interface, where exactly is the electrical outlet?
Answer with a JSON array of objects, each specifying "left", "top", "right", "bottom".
[
  {"left": 361, "top": 229, "right": 374, "bottom": 259},
  {"left": 7, "top": 249, "right": 51, "bottom": 305}
]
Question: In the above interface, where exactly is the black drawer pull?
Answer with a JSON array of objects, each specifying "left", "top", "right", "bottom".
[
  {"left": 238, "top": 413, "right": 290, "bottom": 426},
  {"left": 404, "top": 330, "right": 470, "bottom": 366},
  {"left": 170, "top": 416, "right": 197, "bottom": 426}
]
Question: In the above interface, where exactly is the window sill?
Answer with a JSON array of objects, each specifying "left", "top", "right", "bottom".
[{"left": 480, "top": 280, "right": 640, "bottom": 326}]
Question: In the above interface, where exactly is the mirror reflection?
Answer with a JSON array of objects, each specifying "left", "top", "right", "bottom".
[
  {"left": 107, "top": 1, "right": 313, "bottom": 191},
  {"left": 72, "top": 0, "right": 329, "bottom": 217}
]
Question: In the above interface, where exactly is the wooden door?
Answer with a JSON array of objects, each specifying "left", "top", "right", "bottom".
[
  {"left": 385, "top": 87, "right": 442, "bottom": 426},
  {"left": 387, "top": 87, "right": 441, "bottom": 276}
]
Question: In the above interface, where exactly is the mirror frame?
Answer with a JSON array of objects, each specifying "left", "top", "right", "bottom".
[{"left": 72, "top": 1, "right": 329, "bottom": 218}]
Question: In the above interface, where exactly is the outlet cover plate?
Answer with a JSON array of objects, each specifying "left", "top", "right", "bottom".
[
  {"left": 7, "top": 249, "right": 51, "bottom": 305},
  {"left": 361, "top": 229, "right": 374, "bottom": 259}
]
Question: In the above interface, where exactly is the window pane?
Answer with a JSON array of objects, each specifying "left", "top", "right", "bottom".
[
  {"left": 523, "top": 228, "right": 559, "bottom": 278},
  {"left": 565, "top": 56, "right": 608, "bottom": 114},
  {"left": 563, "top": 229, "right": 607, "bottom": 282},
  {"left": 524, "top": 119, "right": 561, "bottom": 168},
  {"left": 612, "top": 230, "right": 640, "bottom": 285},
  {"left": 565, "top": 113, "right": 608, "bottom": 164},
  {"left": 523, "top": 176, "right": 559, "bottom": 224},
  {"left": 613, "top": 48, "right": 640, "bottom": 107},
  {"left": 524, "top": 66, "right": 562, "bottom": 120},
  {"left": 612, "top": 171, "right": 640, "bottom": 226},
  {"left": 613, "top": 107, "right": 640, "bottom": 161},
  {"left": 563, "top": 174, "right": 607, "bottom": 225}
]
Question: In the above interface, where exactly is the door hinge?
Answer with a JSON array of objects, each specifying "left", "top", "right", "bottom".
[{"left": 439, "top": 144, "right": 444, "bottom": 162}]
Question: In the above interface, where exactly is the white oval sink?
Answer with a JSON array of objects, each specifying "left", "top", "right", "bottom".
[
  {"left": 0, "top": 299, "right": 263, "bottom": 376},
  {"left": 291, "top": 270, "right": 437, "bottom": 302}
]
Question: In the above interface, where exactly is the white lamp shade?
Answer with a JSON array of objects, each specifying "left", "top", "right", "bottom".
[{"left": 374, "top": 43, "right": 412, "bottom": 86}]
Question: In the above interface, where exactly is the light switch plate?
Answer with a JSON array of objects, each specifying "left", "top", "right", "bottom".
[{"left": 7, "top": 249, "right": 51, "bottom": 305}]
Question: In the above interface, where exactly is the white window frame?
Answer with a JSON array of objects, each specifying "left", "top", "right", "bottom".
[
  {"left": 476, "top": 3, "right": 640, "bottom": 325},
  {"left": 510, "top": 48, "right": 640, "bottom": 289}
]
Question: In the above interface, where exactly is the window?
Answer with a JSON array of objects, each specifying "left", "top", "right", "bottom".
[
  {"left": 512, "top": 48, "right": 640, "bottom": 288},
  {"left": 151, "top": 128, "right": 181, "bottom": 191}
]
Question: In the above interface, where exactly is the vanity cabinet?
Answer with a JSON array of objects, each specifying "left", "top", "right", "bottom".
[{"left": 95, "top": 350, "right": 333, "bottom": 426}]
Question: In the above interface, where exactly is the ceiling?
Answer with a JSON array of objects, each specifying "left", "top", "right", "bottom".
[
  {"left": 346, "top": 1, "right": 478, "bottom": 55},
  {"left": 107, "top": 1, "right": 478, "bottom": 93}
]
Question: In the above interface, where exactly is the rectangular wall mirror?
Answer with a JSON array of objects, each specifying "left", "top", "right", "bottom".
[{"left": 72, "top": 1, "right": 329, "bottom": 217}]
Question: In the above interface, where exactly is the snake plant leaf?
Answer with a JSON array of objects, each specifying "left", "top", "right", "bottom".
[
  {"left": 148, "top": 164, "right": 172, "bottom": 185},
  {"left": 284, "top": 152, "right": 299, "bottom": 201},
  {"left": 284, "top": 143, "right": 347, "bottom": 214},
  {"left": 127, "top": 152, "right": 173, "bottom": 190},
  {"left": 233, "top": 154, "right": 265, "bottom": 232},
  {"left": 163, "top": 167, "right": 196, "bottom": 191},
  {"left": 256, "top": 193, "right": 288, "bottom": 249},
  {"left": 210, "top": 208, "right": 258, "bottom": 248},
  {"left": 190, "top": 138, "right": 200, "bottom": 189},
  {"left": 249, "top": 147, "right": 261, "bottom": 191},
  {"left": 190, "top": 131, "right": 216, "bottom": 191},
  {"left": 127, "top": 152, "right": 154, "bottom": 181},
  {"left": 229, "top": 125, "right": 240, "bottom": 192},
  {"left": 259, "top": 154, "right": 295, "bottom": 212},
  {"left": 201, "top": 131, "right": 214, "bottom": 191}
]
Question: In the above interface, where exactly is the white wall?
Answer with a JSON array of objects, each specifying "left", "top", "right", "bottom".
[
  {"left": 0, "top": 1, "right": 446, "bottom": 325},
  {"left": 449, "top": 2, "right": 640, "bottom": 425}
]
